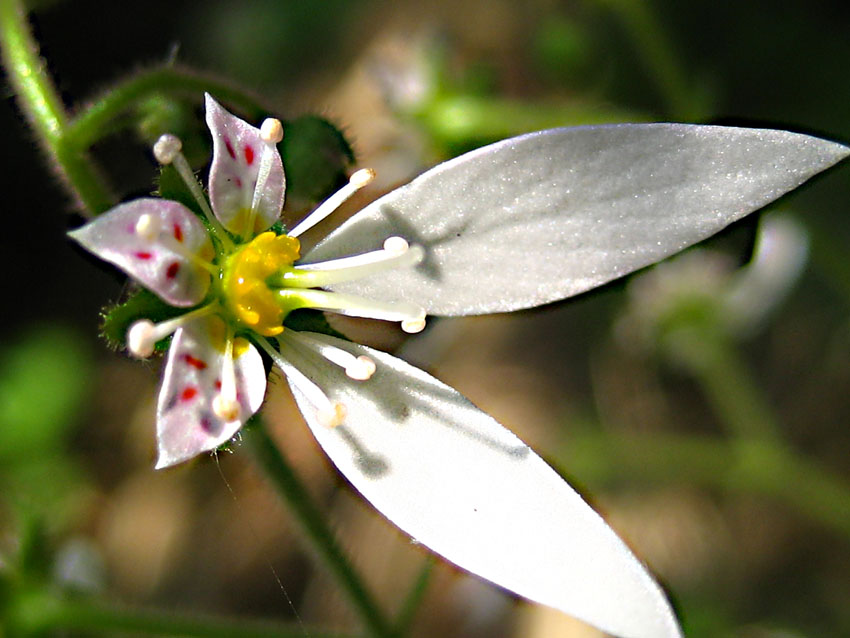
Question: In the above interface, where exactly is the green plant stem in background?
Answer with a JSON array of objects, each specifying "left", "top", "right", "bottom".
[
  {"left": 393, "top": 557, "right": 435, "bottom": 636},
  {"left": 6, "top": 585, "right": 358, "bottom": 638},
  {"left": 0, "top": 0, "right": 113, "bottom": 215},
  {"left": 587, "top": 0, "right": 705, "bottom": 120},
  {"left": 420, "top": 94, "right": 648, "bottom": 150},
  {"left": 663, "top": 327, "right": 783, "bottom": 443},
  {"left": 248, "top": 420, "right": 398, "bottom": 638},
  {"left": 562, "top": 428, "right": 850, "bottom": 540},
  {"left": 66, "top": 67, "right": 267, "bottom": 151}
]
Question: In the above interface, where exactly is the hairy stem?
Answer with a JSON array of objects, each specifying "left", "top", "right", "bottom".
[
  {"left": 248, "top": 420, "right": 397, "bottom": 638},
  {"left": 67, "top": 67, "right": 267, "bottom": 150},
  {"left": 0, "top": 0, "right": 113, "bottom": 214}
]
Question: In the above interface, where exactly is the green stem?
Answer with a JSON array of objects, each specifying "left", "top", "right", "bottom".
[
  {"left": 248, "top": 420, "right": 396, "bottom": 638},
  {"left": 393, "top": 557, "right": 434, "bottom": 636},
  {"left": 588, "top": 0, "right": 703, "bottom": 120},
  {"left": 663, "top": 326, "right": 783, "bottom": 442},
  {"left": 66, "top": 67, "right": 267, "bottom": 150},
  {"left": 562, "top": 429, "right": 850, "bottom": 540},
  {"left": 0, "top": 0, "right": 113, "bottom": 214},
  {"left": 10, "top": 588, "right": 356, "bottom": 638},
  {"left": 421, "top": 94, "right": 649, "bottom": 149}
]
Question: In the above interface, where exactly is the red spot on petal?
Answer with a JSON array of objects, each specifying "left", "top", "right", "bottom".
[
  {"left": 166, "top": 262, "right": 180, "bottom": 279},
  {"left": 244, "top": 145, "right": 254, "bottom": 165},
  {"left": 234, "top": 177, "right": 242, "bottom": 189},
  {"left": 173, "top": 223, "right": 184, "bottom": 242},
  {"left": 134, "top": 251, "right": 153, "bottom": 260},
  {"left": 200, "top": 416, "right": 213, "bottom": 431},
  {"left": 214, "top": 379, "right": 222, "bottom": 390},
  {"left": 224, "top": 137, "right": 236, "bottom": 159},
  {"left": 181, "top": 386, "right": 198, "bottom": 402},
  {"left": 182, "top": 354, "right": 207, "bottom": 370}
]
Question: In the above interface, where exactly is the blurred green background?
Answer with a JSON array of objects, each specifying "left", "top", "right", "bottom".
[{"left": 1, "top": 1, "right": 849, "bottom": 636}]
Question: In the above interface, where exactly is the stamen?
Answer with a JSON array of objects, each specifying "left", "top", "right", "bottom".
[
  {"left": 288, "top": 168, "right": 377, "bottom": 238},
  {"left": 133, "top": 211, "right": 218, "bottom": 276},
  {"left": 285, "top": 332, "right": 377, "bottom": 381},
  {"left": 153, "top": 134, "right": 234, "bottom": 250},
  {"left": 153, "top": 134, "right": 182, "bottom": 165},
  {"left": 277, "top": 240, "right": 424, "bottom": 288},
  {"left": 135, "top": 213, "right": 161, "bottom": 241},
  {"left": 277, "top": 288, "right": 427, "bottom": 332},
  {"left": 245, "top": 118, "right": 284, "bottom": 238},
  {"left": 258, "top": 336, "right": 348, "bottom": 427},
  {"left": 126, "top": 305, "right": 216, "bottom": 358},
  {"left": 212, "top": 327, "right": 241, "bottom": 422}
]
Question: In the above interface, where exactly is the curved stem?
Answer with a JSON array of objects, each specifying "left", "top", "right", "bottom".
[
  {"left": 248, "top": 419, "right": 396, "bottom": 638},
  {"left": 0, "top": 0, "right": 113, "bottom": 214},
  {"left": 67, "top": 67, "right": 267, "bottom": 150},
  {"left": 587, "top": 0, "right": 705, "bottom": 120}
]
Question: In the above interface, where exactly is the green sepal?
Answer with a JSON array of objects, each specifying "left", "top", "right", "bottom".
[
  {"left": 280, "top": 115, "right": 354, "bottom": 210},
  {"left": 100, "top": 288, "right": 184, "bottom": 351}
]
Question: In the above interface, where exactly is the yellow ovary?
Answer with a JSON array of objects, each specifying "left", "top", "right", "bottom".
[{"left": 223, "top": 232, "right": 301, "bottom": 336}]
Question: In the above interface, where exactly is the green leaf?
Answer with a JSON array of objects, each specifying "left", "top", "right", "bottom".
[{"left": 281, "top": 115, "right": 354, "bottom": 209}]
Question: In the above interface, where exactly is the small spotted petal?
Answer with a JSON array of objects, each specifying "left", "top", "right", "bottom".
[
  {"left": 69, "top": 199, "right": 213, "bottom": 307},
  {"left": 155, "top": 316, "right": 266, "bottom": 469},
  {"left": 205, "top": 93, "right": 285, "bottom": 235},
  {"left": 280, "top": 333, "right": 681, "bottom": 638}
]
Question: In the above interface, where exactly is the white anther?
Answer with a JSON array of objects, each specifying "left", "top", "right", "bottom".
[
  {"left": 127, "top": 320, "right": 157, "bottom": 358},
  {"left": 383, "top": 236, "right": 409, "bottom": 255},
  {"left": 212, "top": 395, "right": 241, "bottom": 422},
  {"left": 346, "top": 355, "right": 377, "bottom": 381},
  {"left": 260, "top": 118, "right": 284, "bottom": 144},
  {"left": 401, "top": 314, "right": 427, "bottom": 334},
  {"left": 135, "top": 213, "right": 161, "bottom": 241},
  {"left": 317, "top": 401, "right": 348, "bottom": 428},
  {"left": 153, "top": 134, "right": 182, "bottom": 165},
  {"left": 350, "top": 167, "right": 376, "bottom": 188}
]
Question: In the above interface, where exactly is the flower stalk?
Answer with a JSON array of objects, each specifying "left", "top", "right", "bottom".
[
  {"left": 0, "top": 0, "right": 114, "bottom": 214},
  {"left": 248, "top": 419, "right": 397, "bottom": 638}
]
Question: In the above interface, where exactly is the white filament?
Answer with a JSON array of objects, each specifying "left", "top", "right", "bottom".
[
  {"left": 288, "top": 168, "right": 376, "bottom": 238},
  {"left": 286, "top": 240, "right": 424, "bottom": 288},
  {"left": 285, "top": 331, "right": 376, "bottom": 381}
]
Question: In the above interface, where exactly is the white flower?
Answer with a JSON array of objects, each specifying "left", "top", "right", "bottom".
[{"left": 69, "top": 94, "right": 848, "bottom": 638}]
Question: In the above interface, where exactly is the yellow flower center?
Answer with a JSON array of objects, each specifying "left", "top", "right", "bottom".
[{"left": 223, "top": 231, "right": 301, "bottom": 336}]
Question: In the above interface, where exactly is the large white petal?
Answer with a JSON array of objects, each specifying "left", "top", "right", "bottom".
[
  {"left": 304, "top": 124, "right": 848, "bottom": 315},
  {"left": 279, "top": 333, "right": 681, "bottom": 638}
]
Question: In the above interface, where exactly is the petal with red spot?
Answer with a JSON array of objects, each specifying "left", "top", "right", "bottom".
[
  {"left": 205, "top": 93, "right": 285, "bottom": 236},
  {"left": 155, "top": 316, "right": 267, "bottom": 468},
  {"left": 68, "top": 198, "right": 213, "bottom": 307}
]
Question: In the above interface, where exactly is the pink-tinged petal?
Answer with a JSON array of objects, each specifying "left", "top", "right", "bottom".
[
  {"left": 205, "top": 93, "right": 285, "bottom": 235},
  {"left": 69, "top": 199, "right": 214, "bottom": 307},
  {"left": 155, "top": 316, "right": 266, "bottom": 468}
]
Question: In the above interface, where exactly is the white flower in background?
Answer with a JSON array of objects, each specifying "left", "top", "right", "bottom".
[{"left": 70, "top": 94, "right": 848, "bottom": 638}]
